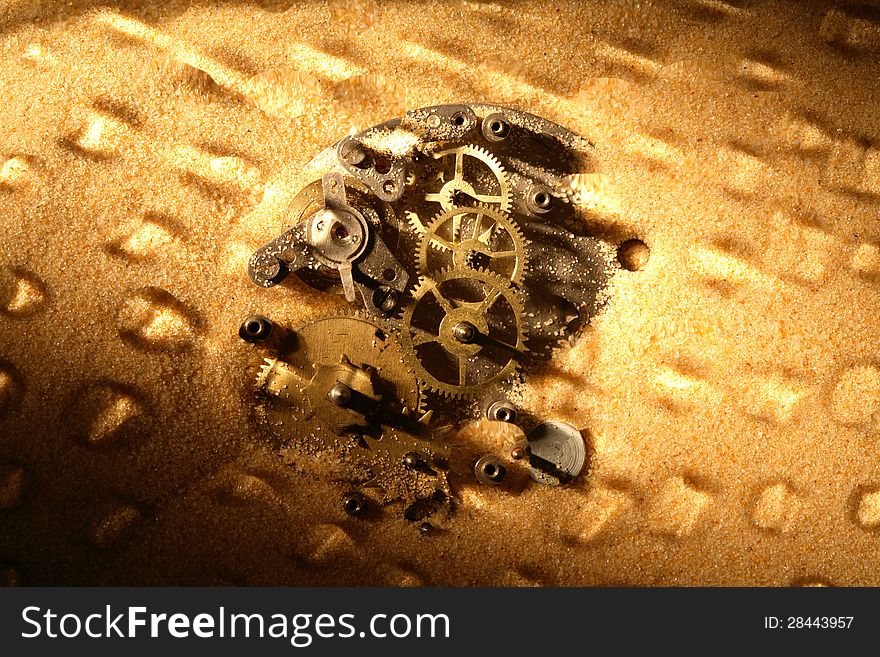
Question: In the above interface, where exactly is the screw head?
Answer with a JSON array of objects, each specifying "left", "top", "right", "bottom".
[
  {"left": 403, "top": 452, "right": 423, "bottom": 469},
  {"left": 474, "top": 454, "right": 507, "bottom": 485},
  {"left": 372, "top": 286, "right": 399, "bottom": 314},
  {"left": 327, "top": 383, "right": 352, "bottom": 407},
  {"left": 342, "top": 492, "right": 367, "bottom": 516},
  {"left": 340, "top": 140, "right": 366, "bottom": 166},
  {"left": 511, "top": 446, "right": 525, "bottom": 460},
  {"left": 487, "top": 400, "right": 518, "bottom": 424},
  {"left": 452, "top": 321, "right": 477, "bottom": 344},
  {"left": 239, "top": 315, "right": 272, "bottom": 343}
]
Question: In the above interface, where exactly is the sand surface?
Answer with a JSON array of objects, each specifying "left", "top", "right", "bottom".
[{"left": 1, "top": 0, "right": 880, "bottom": 585}]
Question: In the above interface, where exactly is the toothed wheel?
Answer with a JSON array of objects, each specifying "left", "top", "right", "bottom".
[
  {"left": 358, "top": 426, "right": 452, "bottom": 506},
  {"left": 399, "top": 267, "right": 525, "bottom": 397},
  {"left": 253, "top": 310, "right": 451, "bottom": 505},
  {"left": 254, "top": 311, "right": 425, "bottom": 447},
  {"left": 418, "top": 204, "right": 529, "bottom": 285},
  {"left": 407, "top": 144, "right": 513, "bottom": 234}
]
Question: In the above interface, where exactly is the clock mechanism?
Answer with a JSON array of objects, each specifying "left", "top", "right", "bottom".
[{"left": 240, "top": 104, "right": 619, "bottom": 524}]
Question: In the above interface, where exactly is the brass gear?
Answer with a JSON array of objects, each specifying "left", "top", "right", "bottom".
[
  {"left": 399, "top": 267, "right": 525, "bottom": 397},
  {"left": 253, "top": 311, "right": 451, "bottom": 507},
  {"left": 253, "top": 311, "right": 420, "bottom": 449},
  {"left": 358, "top": 423, "right": 452, "bottom": 506},
  {"left": 407, "top": 144, "right": 513, "bottom": 234},
  {"left": 417, "top": 204, "right": 529, "bottom": 285}
]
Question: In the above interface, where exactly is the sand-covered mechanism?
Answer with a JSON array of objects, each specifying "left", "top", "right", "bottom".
[
  {"left": 1, "top": 0, "right": 880, "bottom": 585},
  {"left": 240, "top": 103, "right": 612, "bottom": 523}
]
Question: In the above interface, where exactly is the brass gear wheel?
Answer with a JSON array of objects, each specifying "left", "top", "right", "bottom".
[
  {"left": 253, "top": 311, "right": 451, "bottom": 507},
  {"left": 399, "top": 267, "right": 525, "bottom": 397},
  {"left": 358, "top": 424, "right": 451, "bottom": 507},
  {"left": 255, "top": 310, "right": 422, "bottom": 441},
  {"left": 417, "top": 204, "right": 529, "bottom": 286},
  {"left": 407, "top": 144, "right": 512, "bottom": 234}
]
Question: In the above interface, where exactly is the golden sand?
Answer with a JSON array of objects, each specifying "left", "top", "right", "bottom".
[{"left": 0, "top": 0, "right": 879, "bottom": 585}]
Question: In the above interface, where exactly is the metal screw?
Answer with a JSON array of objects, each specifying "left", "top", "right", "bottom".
[
  {"left": 475, "top": 454, "right": 507, "bottom": 485},
  {"left": 511, "top": 446, "right": 525, "bottom": 460},
  {"left": 340, "top": 140, "right": 366, "bottom": 166},
  {"left": 487, "top": 400, "right": 518, "bottom": 424},
  {"left": 534, "top": 191, "right": 551, "bottom": 209},
  {"left": 239, "top": 315, "right": 272, "bottom": 343},
  {"left": 342, "top": 492, "right": 367, "bottom": 516},
  {"left": 452, "top": 321, "right": 477, "bottom": 344},
  {"left": 382, "top": 180, "right": 396, "bottom": 194},
  {"left": 327, "top": 383, "right": 352, "bottom": 407},
  {"left": 404, "top": 452, "right": 424, "bottom": 469},
  {"left": 372, "top": 286, "right": 399, "bottom": 314},
  {"left": 526, "top": 184, "right": 553, "bottom": 215},
  {"left": 256, "top": 257, "right": 283, "bottom": 283},
  {"left": 482, "top": 113, "right": 510, "bottom": 141}
]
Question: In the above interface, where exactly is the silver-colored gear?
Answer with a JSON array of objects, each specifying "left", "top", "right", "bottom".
[
  {"left": 417, "top": 204, "right": 529, "bottom": 286},
  {"left": 398, "top": 267, "right": 525, "bottom": 397},
  {"left": 407, "top": 144, "right": 513, "bottom": 234}
]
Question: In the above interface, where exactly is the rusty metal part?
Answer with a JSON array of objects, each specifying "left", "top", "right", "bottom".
[
  {"left": 254, "top": 311, "right": 422, "bottom": 427},
  {"left": 244, "top": 103, "right": 619, "bottom": 504},
  {"left": 250, "top": 312, "right": 452, "bottom": 502},
  {"left": 247, "top": 172, "right": 409, "bottom": 315}
]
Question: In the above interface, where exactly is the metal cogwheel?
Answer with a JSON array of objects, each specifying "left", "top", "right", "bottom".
[
  {"left": 417, "top": 204, "right": 529, "bottom": 286},
  {"left": 407, "top": 143, "right": 513, "bottom": 235},
  {"left": 254, "top": 310, "right": 425, "bottom": 450},
  {"left": 398, "top": 267, "right": 525, "bottom": 397}
]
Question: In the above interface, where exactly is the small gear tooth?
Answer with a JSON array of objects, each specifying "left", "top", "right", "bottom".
[
  {"left": 406, "top": 210, "right": 427, "bottom": 235},
  {"left": 255, "top": 356, "right": 278, "bottom": 388}
]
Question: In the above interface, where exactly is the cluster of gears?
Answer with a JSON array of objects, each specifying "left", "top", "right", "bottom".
[{"left": 240, "top": 104, "right": 617, "bottom": 525}]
